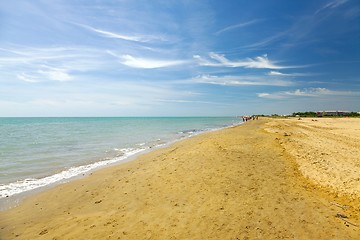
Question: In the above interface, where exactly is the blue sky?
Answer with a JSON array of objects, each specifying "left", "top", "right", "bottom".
[{"left": 0, "top": 0, "right": 359, "bottom": 116}]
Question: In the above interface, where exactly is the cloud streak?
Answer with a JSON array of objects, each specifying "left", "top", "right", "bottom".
[
  {"left": 215, "top": 19, "right": 262, "bottom": 35},
  {"left": 192, "top": 74, "right": 293, "bottom": 87},
  {"left": 194, "top": 52, "right": 299, "bottom": 69},
  {"left": 315, "top": 0, "right": 349, "bottom": 14},
  {"left": 16, "top": 67, "right": 72, "bottom": 83},
  {"left": 246, "top": 0, "right": 351, "bottom": 50},
  {"left": 0, "top": 46, "right": 116, "bottom": 83},
  {"left": 257, "top": 87, "right": 360, "bottom": 99},
  {"left": 156, "top": 99, "right": 223, "bottom": 105},
  {"left": 16, "top": 73, "right": 40, "bottom": 83},
  {"left": 75, "top": 23, "right": 166, "bottom": 43},
  {"left": 267, "top": 71, "right": 315, "bottom": 77},
  {"left": 107, "top": 52, "right": 188, "bottom": 69}
]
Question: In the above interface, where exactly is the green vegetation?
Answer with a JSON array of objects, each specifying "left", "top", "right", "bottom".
[
  {"left": 292, "top": 111, "right": 360, "bottom": 117},
  {"left": 347, "top": 112, "right": 360, "bottom": 117},
  {"left": 292, "top": 112, "right": 317, "bottom": 117},
  {"left": 255, "top": 112, "right": 360, "bottom": 118}
]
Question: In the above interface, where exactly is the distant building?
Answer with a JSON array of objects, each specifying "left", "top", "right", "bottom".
[{"left": 316, "top": 111, "right": 351, "bottom": 117}]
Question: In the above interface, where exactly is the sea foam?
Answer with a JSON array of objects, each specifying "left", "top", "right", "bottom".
[
  {"left": 0, "top": 117, "right": 241, "bottom": 200},
  {"left": 0, "top": 147, "right": 146, "bottom": 199}
]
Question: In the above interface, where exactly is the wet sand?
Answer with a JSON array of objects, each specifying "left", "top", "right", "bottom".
[{"left": 0, "top": 118, "right": 359, "bottom": 239}]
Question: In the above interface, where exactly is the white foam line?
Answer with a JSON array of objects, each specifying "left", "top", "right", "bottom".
[
  {"left": 0, "top": 119, "right": 243, "bottom": 199},
  {"left": 0, "top": 148, "right": 146, "bottom": 198}
]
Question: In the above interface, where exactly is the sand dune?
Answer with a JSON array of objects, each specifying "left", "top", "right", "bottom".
[{"left": 0, "top": 118, "right": 359, "bottom": 239}]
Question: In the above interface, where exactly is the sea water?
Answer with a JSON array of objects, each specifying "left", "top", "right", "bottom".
[{"left": 0, "top": 117, "right": 240, "bottom": 203}]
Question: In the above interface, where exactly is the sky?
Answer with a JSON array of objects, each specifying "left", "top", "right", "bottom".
[{"left": 0, "top": 0, "right": 359, "bottom": 117}]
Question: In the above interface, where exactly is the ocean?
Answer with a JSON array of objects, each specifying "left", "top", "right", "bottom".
[{"left": 0, "top": 117, "right": 240, "bottom": 203}]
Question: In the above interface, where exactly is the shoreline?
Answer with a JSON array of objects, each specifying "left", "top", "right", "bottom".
[
  {"left": 1, "top": 118, "right": 359, "bottom": 239},
  {"left": 0, "top": 120, "right": 242, "bottom": 211}
]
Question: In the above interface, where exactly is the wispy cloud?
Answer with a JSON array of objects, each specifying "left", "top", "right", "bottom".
[
  {"left": 156, "top": 99, "right": 223, "bottom": 105},
  {"left": 0, "top": 46, "right": 104, "bottom": 67},
  {"left": 268, "top": 71, "right": 287, "bottom": 76},
  {"left": 257, "top": 87, "right": 360, "bottom": 99},
  {"left": 38, "top": 67, "right": 73, "bottom": 82},
  {"left": 215, "top": 19, "right": 262, "bottom": 35},
  {"left": 315, "top": 0, "right": 349, "bottom": 14},
  {"left": 0, "top": 47, "right": 79, "bottom": 64},
  {"left": 75, "top": 23, "right": 167, "bottom": 43},
  {"left": 16, "top": 73, "right": 40, "bottom": 83},
  {"left": 16, "top": 67, "right": 72, "bottom": 83},
  {"left": 191, "top": 74, "right": 293, "bottom": 87},
  {"left": 0, "top": 46, "right": 115, "bottom": 83},
  {"left": 246, "top": 0, "right": 350, "bottom": 50},
  {"left": 108, "top": 52, "right": 188, "bottom": 69},
  {"left": 243, "top": 31, "right": 288, "bottom": 49},
  {"left": 194, "top": 52, "right": 299, "bottom": 69},
  {"left": 267, "top": 71, "right": 315, "bottom": 77}
]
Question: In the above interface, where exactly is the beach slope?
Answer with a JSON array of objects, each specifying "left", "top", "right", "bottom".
[{"left": 0, "top": 118, "right": 359, "bottom": 239}]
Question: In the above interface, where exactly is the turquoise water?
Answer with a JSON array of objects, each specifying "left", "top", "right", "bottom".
[{"left": 0, "top": 117, "right": 240, "bottom": 199}]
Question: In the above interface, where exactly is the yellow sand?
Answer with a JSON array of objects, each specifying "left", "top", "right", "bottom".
[
  {"left": 0, "top": 118, "right": 359, "bottom": 239},
  {"left": 264, "top": 117, "right": 360, "bottom": 198}
]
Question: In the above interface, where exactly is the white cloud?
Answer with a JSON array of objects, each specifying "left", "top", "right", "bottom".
[
  {"left": 16, "top": 68, "right": 72, "bottom": 83},
  {"left": 192, "top": 74, "right": 293, "bottom": 87},
  {"left": 38, "top": 68, "right": 73, "bottom": 82},
  {"left": 0, "top": 46, "right": 118, "bottom": 83},
  {"left": 0, "top": 46, "right": 103, "bottom": 69},
  {"left": 16, "top": 73, "right": 39, "bottom": 83},
  {"left": 268, "top": 71, "right": 286, "bottom": 76},
  {"left": 117, "top": 54, "right": 188, "bottom": 69},
  {"left": 192, "top": 54, "right": 222, "bottom": 67},
  {"left": 215, "top": 19, "right": 262, "bottom": 35},
  {"left": 243, "top": 31, "right": 288, "bottom": 49},
  {"left": 156, "top": 99, "right": 221, "bottom": 105},
  {"left": 316, "top": 0, "right": 349, "bottom": 14},
  {"left": 257, "top": 93, "right": 271, "bottom": 98},
  {"left": 257, "top": 87, "right": 360, "bottom": 99},
  {"left": 194, "top": 52, "right": 297, "bottom": 69},
  {"left": 267, "top": 71, "right": 314, "bottom": 77},
  {"left": 326, "top": 0, "right": 348, "bottom": 8},
  {"left": 75, "top": 23, "right": 166, "bottom": 43}
]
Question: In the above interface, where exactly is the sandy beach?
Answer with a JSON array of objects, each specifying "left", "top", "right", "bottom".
[{"left": 0, "top": 118, "right": 359, "bottom": 239}]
